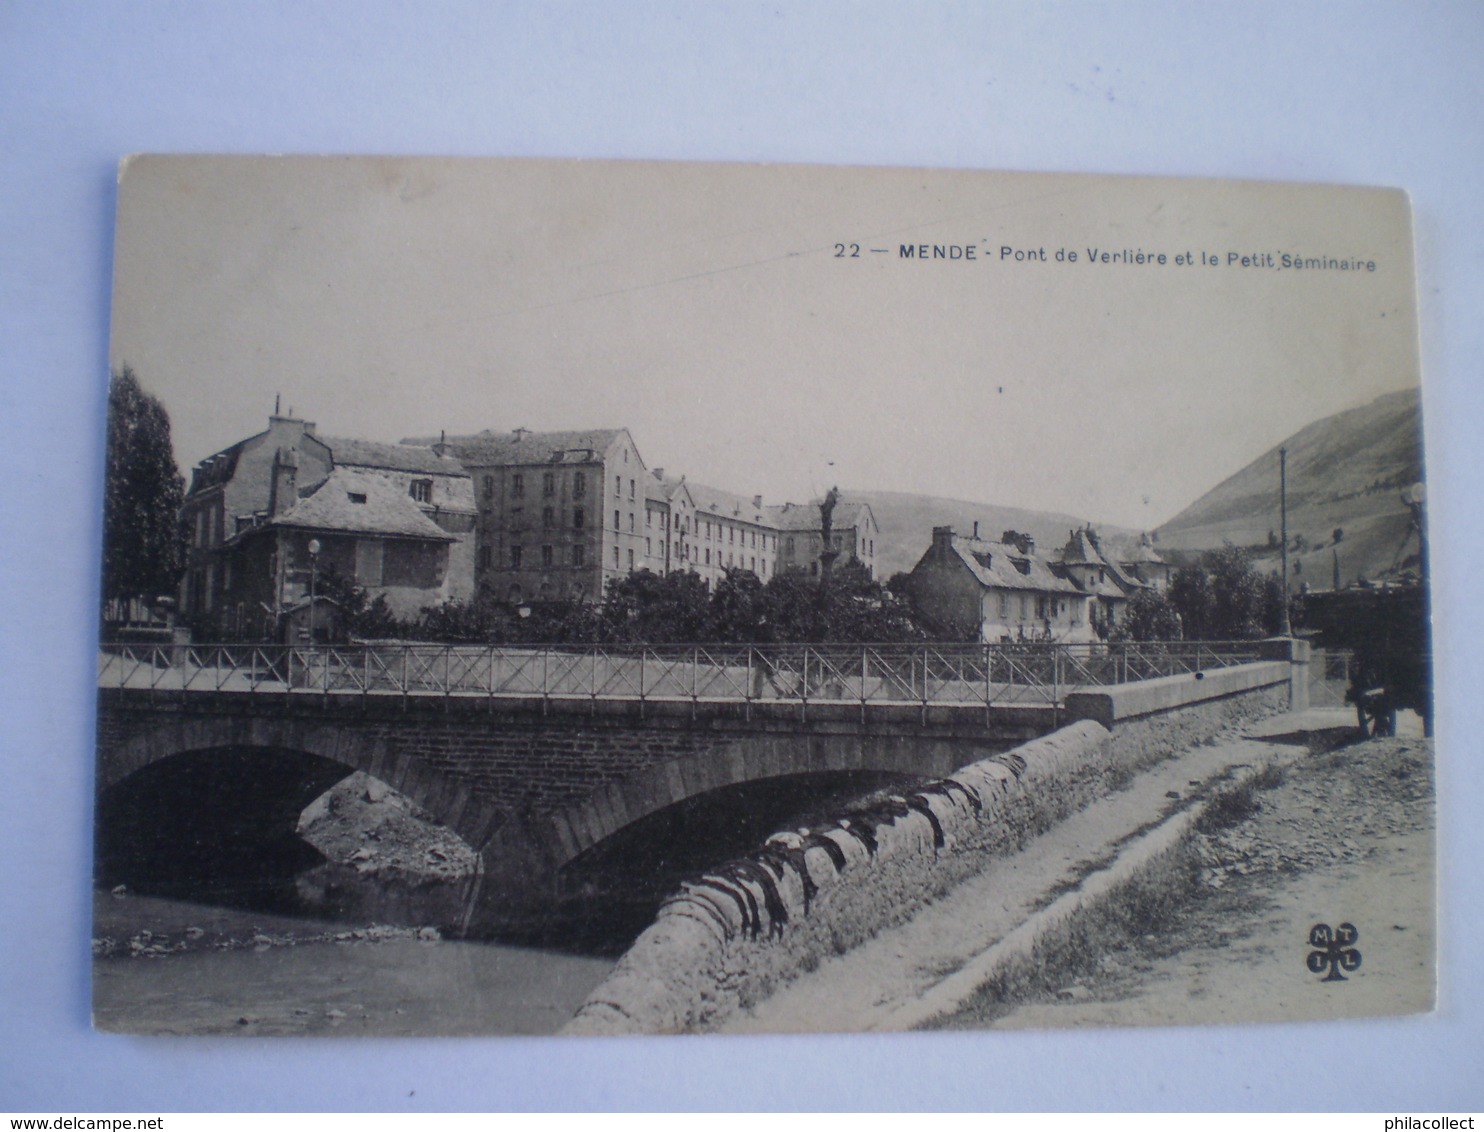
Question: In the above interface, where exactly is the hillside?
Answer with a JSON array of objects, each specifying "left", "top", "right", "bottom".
[
  {"left": 841, "top": 490, "right": 1138, "bottom": 580},
  {"left": 1155, "top": 387, "right": 1424, "bottom": 586}
]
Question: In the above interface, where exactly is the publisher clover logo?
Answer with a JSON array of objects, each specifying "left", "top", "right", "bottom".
[{"left": 1307, "top": 922, "right": 1361, "bottom": 982}]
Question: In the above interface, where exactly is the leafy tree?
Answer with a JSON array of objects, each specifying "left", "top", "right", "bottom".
[
  {"left": 317, "top": 564, "right": 407, "bottom": 639},
  {"left": 600, "top": 568, "right": 712, "bottom": 642},
  {"left": 1208, "top": 543, "right": 1270, "bottom": 639},
  {"left": 1169, "top": 543, "right": 1286, "bottom": 640},
  {"left": 1112, "top": 588, "right": 1183, "bottom": 642},
  {"left": 710, "top": 568, "right": 772, "bottom": 642},
  {"left": 102, "top": 367, "right": 185, "bottom": 612},
  {"left": 1168, "top": 564, "right": 1214, "bottom": 640},
  {"left": 763, "top": 569, "right": 824, "bottom": 641}
]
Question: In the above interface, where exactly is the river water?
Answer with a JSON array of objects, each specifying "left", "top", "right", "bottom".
[
  {"left": 92, "top": 891, "right": 614, "bottom": 1036},
  {"left": 94, "top": 766, "right": 924, "bottom": 1035}
]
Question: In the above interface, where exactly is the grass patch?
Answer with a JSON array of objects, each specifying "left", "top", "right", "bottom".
[
  {"left": 1251, "top": 762, "right": 1287, "bottom": 791},
  {"left": 1196, "top": 782, "right": 1261, "bottom": 833}
]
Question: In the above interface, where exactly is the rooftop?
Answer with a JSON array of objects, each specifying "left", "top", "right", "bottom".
[{"left": 263, "top": 468, "right": 455, "bottom": 541}]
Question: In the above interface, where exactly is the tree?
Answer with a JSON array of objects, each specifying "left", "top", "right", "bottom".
[
  {"left": 1168, "top": 564, "right": 1214, "bottom": 640},
  {"left": 600, "top": 568, "right": 712, "bottom": 642},
  {"left": 710, "top": 568, "right": 772, "bottom": 642},
  {"left": 102, "top": 367, "right": 185, "bottom": 613},
  {"left": 1169, "top": 543, "right": 1285, "bottom": 641},
  {"left": 1112, "top": 588, "right": 1183, "bottom": 642}
]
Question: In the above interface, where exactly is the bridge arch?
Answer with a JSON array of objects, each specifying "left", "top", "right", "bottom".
[
  {"left": 523, "top": 730, "right": 1001, "bottom": 874},
  {"left": 99, "top": 714, "right": 503, "bottom": 856}
]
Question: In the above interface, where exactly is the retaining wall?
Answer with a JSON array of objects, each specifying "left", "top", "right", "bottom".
[{"left": 564, "top": 659, "right": 1291, "bottom": 1035}]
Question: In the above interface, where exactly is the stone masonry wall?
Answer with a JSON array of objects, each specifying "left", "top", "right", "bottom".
[{"left": 564, "top": 666, "right": 1291, "bottom": 1035}]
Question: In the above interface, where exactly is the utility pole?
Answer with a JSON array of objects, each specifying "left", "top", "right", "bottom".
[{"left": 1279, "top": 446, "right": 1292, "bottom": 636}]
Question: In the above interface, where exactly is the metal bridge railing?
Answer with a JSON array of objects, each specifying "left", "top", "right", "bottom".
[{"left": 98, "top": 639, "right": 1269, "bottom": 711}]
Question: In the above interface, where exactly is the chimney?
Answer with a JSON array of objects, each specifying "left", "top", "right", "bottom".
[
  {"left": 269, "top": 446, "right": 299, "bottom": 516},
  {"left": 972, "top": 521, "right": 979, "bottom": 539},
  {"left": 433, "top": 429, "right": 450, "bottom": 458},
  {"left": 932, "top": 526, "right": 955, "bottom": 557},
  {"left": 753, "top": 494, "right": 763, "bottom": 510}
]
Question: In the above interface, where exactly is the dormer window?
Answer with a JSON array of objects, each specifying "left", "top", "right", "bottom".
[
  {"left": 409, "top": 479, "right": 432, "bottom": 504},
  {"left": 348, "top": 492, "right": 367, "bottom": 504}
]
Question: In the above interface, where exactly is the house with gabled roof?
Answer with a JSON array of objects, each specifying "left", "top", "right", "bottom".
[
  {"left": 1055, "top": 526, "right": 1150, "bottom": 638},
  {"left": 903, "top": 526, "right": 1092, "bottom": 642},
  {"left": 1118, "top": 531, "right": 1173, "bottom": 592},
  {"left": 178, "top": 412, "right": 475, "bottom": 637}
]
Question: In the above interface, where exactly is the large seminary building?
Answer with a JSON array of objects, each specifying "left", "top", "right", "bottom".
[{"left": 178, "top": 417, "right": 876, "bottom": 636}]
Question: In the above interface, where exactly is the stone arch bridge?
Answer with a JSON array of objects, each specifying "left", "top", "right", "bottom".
[{"left": 95, "top": 641, "right": 1298, "bottom": 928}]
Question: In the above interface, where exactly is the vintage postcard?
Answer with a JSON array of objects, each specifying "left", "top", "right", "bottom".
[{"left": 95, "top": 156, "right": 1431, "bottom": 1036}]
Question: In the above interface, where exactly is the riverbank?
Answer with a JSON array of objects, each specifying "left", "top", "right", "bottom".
[
  {"left": 948, "top": 715, "right": 1434, "bottom": 1029},
  {"left": 721, "top": 707, "right": 1433, "bottom": 1033},
  {"left": 92, "top": 891, "right": 614, "bottom": 1035}
]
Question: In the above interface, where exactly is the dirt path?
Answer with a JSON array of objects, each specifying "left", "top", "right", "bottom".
[
  {"left": 723, "top": 709, "right": 1358, "bottom": 1032},
  {"left": 943, "top": 714, "right": 1435, "bottom": 1030}
]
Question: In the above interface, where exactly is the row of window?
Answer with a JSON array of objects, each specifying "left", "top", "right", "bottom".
[
  {"left": 484, "top": 471, "right": 593, "bottom": 500},
  {"left": 484, "top": 544, "right": 591, "bottom": 570}
]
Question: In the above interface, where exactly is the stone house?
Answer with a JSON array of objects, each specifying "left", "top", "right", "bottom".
[
  {"left": 904, "top": 526, "right": 1092, "bottom": 642},
  {"left": 178, "top": 413, "right": 474, "bottom": 637}
]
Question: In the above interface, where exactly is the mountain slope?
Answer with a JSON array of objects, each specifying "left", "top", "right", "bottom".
[
  {"left": 841, "top": 490, "right": 1137, "bottom": 580},
  {"left": 1155, "top": 387, "right": 1424, "bottom": 585}
]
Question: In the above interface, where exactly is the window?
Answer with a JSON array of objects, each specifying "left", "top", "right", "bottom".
[
  {"left": 612, "top": 546, "right": 620, "bottom": 568},
  {"left": 627, "top": 549, "right": 634, "bottom": 571},
  {"left": 629, "top": 479, "right": 635, "bottom": 500},
  {"left": 542, "top": 545, "right": 554, "bottom": 568},
  {"left": 511, "top": 506, "right": 524, "bottom": 529},
  {"left": 729, "top": 527, "right": 735, "bottom": 544},
  {"left": 646, "top": 538, "right": 652, "bottom": 555},
  {"left": 510, "top": 545, "right": 523, "bottom": 569},
  {"left": 409, "top": 479, "right": 432, "bottom": 504},
  {"left": 573, "top": 507, "right": 584, "bottom": 529},
  {"left": 572, "top": 544, "right": 585, "bottom": 567},
  {"left": 999, "top": 593, "right": 1010, "bottom": 619},
  {"left": 542, "top": 506, "right": 554, "bottom": 529},
  {"left": 482, "top": 475, "right": 494, "bottom": 498},
  {"left": 705, "top": 549, "right": 711, "bottom": 565},
  {"left": 615, "top": 475, "right": 621, "bottom": 495},
  {"left": 646, "top": 509, "right": 652, "bottom": 527},
  {"left": 751, "top": 531, "right": 756, "bottom": 547},
  {"left": 614, "top": 510, "right": 621, "bottom": 531},
  {"left": 628, "top": 512, "right": 634, "bottom": 532},
  {"left": 574, "top": 472, "right": 586, "bottom": 498},
  {"left": 786, "top": 537, "right": 795, "bottom": 555},
  {"left": 348, "top": 492, "right": 367, "bottom": 505},
  {"left": 511, "top": 473, "right": 524, "bottom": 498}
]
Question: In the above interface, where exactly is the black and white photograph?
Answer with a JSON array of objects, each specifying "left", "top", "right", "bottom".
[{"left": 93, "top": 155, "right": 1433, "bottom": 1038}]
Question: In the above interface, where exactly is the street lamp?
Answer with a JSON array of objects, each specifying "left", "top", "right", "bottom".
[{"left": 307, "top": 537, "right": 321, "bottom": 643}]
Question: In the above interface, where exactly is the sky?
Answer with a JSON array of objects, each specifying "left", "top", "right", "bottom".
[{"left": 110, "top": 155, "right": 1422, "bottom": 531}]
